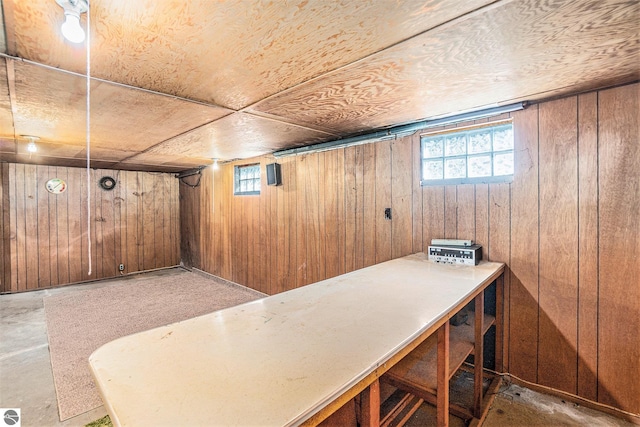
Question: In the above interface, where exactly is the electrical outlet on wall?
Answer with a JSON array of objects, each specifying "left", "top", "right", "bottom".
[{"left": 119, "top": 264, "right": 125, "bottom": 271}]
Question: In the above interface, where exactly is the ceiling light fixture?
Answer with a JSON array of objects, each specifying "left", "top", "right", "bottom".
[
  {"left": 56, "top": 0, "right": 88, "bottom": 44},
  {"left": 22, "top": 135, "right": 40, "bottom": 153},
  {"left": 212, "top": 158, "right": 220, "bottom": 170}
]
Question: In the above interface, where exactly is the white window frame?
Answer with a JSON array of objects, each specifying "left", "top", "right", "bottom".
[
  {"left": 420, "top": 120, "right": 514, "bottom": 186},
  {"left": 233, "top": 164, "right": 261, "bottom": 195}
]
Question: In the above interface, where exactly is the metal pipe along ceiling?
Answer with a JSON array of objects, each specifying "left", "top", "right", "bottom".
[{"left": 272, "top": 102, "right": 527, "bottom": 158}]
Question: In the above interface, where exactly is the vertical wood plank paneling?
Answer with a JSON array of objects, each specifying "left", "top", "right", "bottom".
[
  {"left": 162, "top": 173, "right": 172, "bottom": 268},
  {"left": 0, "top": 164, "right": 10, "bottom": 292},
  {"left": 509, "top": 105, "right": 539, "bottom": 383},
  {"left": 295, "top": 155, "right": 309, "bottom": 286},
  {"left": 306, "top": 154, "right": 323, "bottom": 284},
  {"left": 230, "top": 184, "right": 242, "bottom": 284},
  {"left": 336, "top": 150, "right": 346, "bottom": 276},
  {"left": 208, "top": 167, "right": 220, "bottom": 275},
  {"left": 243, "top": 188, "right": 253, "bottom": 288},
  {"left": 391, "top": 137, "right": 413, "bottom": 259},
  {"left": 250, "top": 188, "right": 260, "bottom": 289},
  {"left": 102, "top": 171, "right": 117, "bottom": 278},
  {"left": 258, "top": 159, "right": 270, "bottom": 293},
  {"left": 2, "top": 165, "right": 177, "bottom": 292},
  {"left": 363, "top": 144, "right": 376, "bottom": 268},
  {"left": 344, "top": 146, "right": 357, "bottom": 273},
  {"left": 422, "top": 186, "right": 444, "bottom": 248},
  {"left": 121, "top": 84, "right": 638, "bottom": 413},
  {"left": 142, "top": 172, "right": 155, "bottom": 270},
  {"left": 55, "top": 167, "right": 70, "bottom": 285},
  {"left": 224, "top": 165, "right": 234, "bottom": 278},
  {"left": 316, "top": 154, "right": 327, "bottom": 282},
  {"left": 323, "top": 150, "right": 340, "bottom": 280},
  {"left": 126, "top": 171, "right": 141, "bottom": 272},
  {"left": 275, "top": 159, "right": 289, "bottom": 294},
  {"left": 136, "top": 173, "right": 145, "bottom": 272},
  {"left": 152, "top": 172, "right": 164, "bottom": 270},
  {"left": 10, "top": 164, "right": 22, "bottom": 291},
  {"left": 444, "top": 186, "right": 457, "bottom": 239},
  {"left": 37, "top": 166, "right": 51, "bottom": 287},
  {"left": 93, "top": 170, "right": 105, "bottom": 279},
  {"left": 597, "top": 85, "right": 640, "bottom": 414},
  {"left": 0, "top": 164, "right": 3, "bottom": 292},
  {"left": 411, "top": 134, "right": 423, "bottom": 253},
  {"left": 577, "top": 92, "right": 599, "bottom": 401},
  {"left": 474, "top": 184, "right": 489, "bottom": 260},
  {"left": 285, "top": 157, "right": 298, "bottom": 290},
  {"left": 375, "top": 140, "right": 391, "bottom": 263},
  {"left": 47, "top": 167, "right": 59, "bottom": 286},
  {"left": 315, "top": 152, "right": 329, "bottom": 280},
  {"left": 488, "top": 182, "right": 511, "bottom": 371},
  {"left": 538, "top": 97, "right": 579, "bottom": 394},
  {"left": 354, "top": 146, "right": 365, "bottom": 271},
  {"left": 268, "top": 161, "right": 279, "bottom": 293},
  {"left": 172, "top": 174, "right": 181, "bottom": 266},
  {"left": 67, "top": 167, "right": 82, "bottom": 283},
  {"left": 79, "top": 167, "right": 90, "bottom": 281},
  {"left": 239, "top": 190, "right": 248, "bottom": 285},
  {"left": 113, "top": 172, "right": 122, "bottom": 274},
  {"left": 24, "top": 164, "right": 38, "bottom": 289},
  {"left": 456, "top": 184, "right": 475, "bottom": 241}
]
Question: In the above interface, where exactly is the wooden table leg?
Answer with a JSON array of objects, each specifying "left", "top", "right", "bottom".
[
  {"left": 494, "top": 274, "right": 505, "bottom": 373},
  {"left": 437, "top": 321, "right": 450, "bottom": 427},
  {"left": 360, "top": 378, "right": 380, "bottom": 427},
  {"left": 474, "top": 292, "right": 484, "bottom": 418}
]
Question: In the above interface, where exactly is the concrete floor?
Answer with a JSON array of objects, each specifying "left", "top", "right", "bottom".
[{"left": 1, "top": 274, "right": 637, "bottom": 427}]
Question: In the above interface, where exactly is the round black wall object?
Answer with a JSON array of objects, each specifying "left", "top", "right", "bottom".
[{"left": 99, "top": 176, "right": 116, "bottom": 191}]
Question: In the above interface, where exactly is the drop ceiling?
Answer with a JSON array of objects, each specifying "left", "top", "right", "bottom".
[{"left": 0, "top": 0, "right": 638, "bottom": 172}]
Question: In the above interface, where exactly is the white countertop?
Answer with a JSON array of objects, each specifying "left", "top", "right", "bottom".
[{"left": 89, "top": 253, "right": 504, "bottom": 427}]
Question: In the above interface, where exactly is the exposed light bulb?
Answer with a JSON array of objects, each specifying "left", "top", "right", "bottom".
[
  {"left": 213, "top": 159, "right": 220, "bottom": 170},
  {"left": 22, "top": 135, "right": 39, "bottom": 153},
  {"left": 61, "top": 11, "right": 85, "bottom": 44}
]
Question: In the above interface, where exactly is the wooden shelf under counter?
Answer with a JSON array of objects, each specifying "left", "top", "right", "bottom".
[
  {"left": 381, "top": 286, "right": 503, "bottom": 426},
  {"left": 383, "top": 313, "right": 495, "bottom": 397}
]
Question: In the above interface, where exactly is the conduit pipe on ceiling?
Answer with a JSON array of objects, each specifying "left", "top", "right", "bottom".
[{"left": 272, "top": 102, "right": 527, "bottom": 158}]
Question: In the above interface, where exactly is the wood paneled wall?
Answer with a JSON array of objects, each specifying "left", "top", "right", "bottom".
[
  {"left": 181, "top": 83, "right": 639, "bottom": 415},
  {"left": 0, "top": 165, "right": 180, "bottom": 293}
]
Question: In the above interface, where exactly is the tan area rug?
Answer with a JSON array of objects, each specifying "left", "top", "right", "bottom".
[{"left": 44, "top": 269, "right": 265, "bottom": 421}]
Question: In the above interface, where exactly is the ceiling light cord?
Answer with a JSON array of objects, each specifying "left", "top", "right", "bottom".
[{"left": 86, "top": 1, "right": 92, "bottom": 276}]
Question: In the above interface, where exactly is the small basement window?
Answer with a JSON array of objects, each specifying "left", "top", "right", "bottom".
[
  {"left": 421, "top": 120, "right": 514, "bottom": 186},
  {"left": 234, "top": 164, "right": 261, "bottom": 195}
]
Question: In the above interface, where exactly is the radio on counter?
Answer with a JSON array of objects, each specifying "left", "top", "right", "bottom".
[{"left": 428, "top": 240, "right": 482, "bottom": 266}]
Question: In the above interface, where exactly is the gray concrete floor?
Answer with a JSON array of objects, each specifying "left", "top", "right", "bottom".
[
  {"left": 1, "top": 274, "right": 637, "bottom": 427},
  {"left": 1, "top": 279, "right": 117, "bottom": 427}
]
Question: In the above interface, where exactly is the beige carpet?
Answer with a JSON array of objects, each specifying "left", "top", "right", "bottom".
[{"left": 44, "top": 268, "right": 265, "bottom": 421}]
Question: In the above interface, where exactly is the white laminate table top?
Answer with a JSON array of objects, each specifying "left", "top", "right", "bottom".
[{"left": 89, "top": 253, "right": 504, "bottom": 427}]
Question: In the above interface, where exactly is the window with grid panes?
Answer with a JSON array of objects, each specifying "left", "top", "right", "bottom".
[
  {"left": 234, "top": 164, "right": 261, "bottom": 195},
  {"left": 421, "top": 120, "right": 514, "bottom": 185}
]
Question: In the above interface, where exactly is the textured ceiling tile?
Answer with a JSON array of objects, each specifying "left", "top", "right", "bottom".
[
  {"left": 145, "top": 113, "right": 333, "bottom": 160},
  {"left": 251, "top": 0, "right": 640, "bottom": 134},
  {"left": 11, "top": 61, "right": 231, "bottom": 151},
  {"left": 6, "top": 0, "right": 493, "bottom": 109}
]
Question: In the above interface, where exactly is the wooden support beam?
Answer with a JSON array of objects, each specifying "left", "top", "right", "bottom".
[
  {"left": 494, "top": 275, "right": 504, "bottom": 372},
  {"left": 360, "top": 378, "right": 380, "bottom": 427},
  {"left": 437, "top": 321, "right": 450, "bottom": 427},
  {"left": 474, "top": 292, "right": 485, "bottom": 418}
]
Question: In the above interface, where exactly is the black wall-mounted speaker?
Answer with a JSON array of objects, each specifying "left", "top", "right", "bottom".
[{"left": 266, "top": 163, "right": 282, "bottom": 186}]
